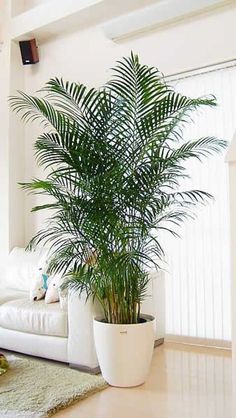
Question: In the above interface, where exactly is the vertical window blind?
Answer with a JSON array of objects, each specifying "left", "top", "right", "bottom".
[{"left": 163, "top": 65, "right": 236, "bottom": 342}]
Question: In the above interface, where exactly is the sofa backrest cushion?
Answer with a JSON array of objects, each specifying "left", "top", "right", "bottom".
[{"left": 1, "top": 247, "right": 48, "bottom": 291}]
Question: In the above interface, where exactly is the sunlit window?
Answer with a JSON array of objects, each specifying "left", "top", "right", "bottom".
[{"left": 163, "top": 65, "right": 236, "bottom": 342}]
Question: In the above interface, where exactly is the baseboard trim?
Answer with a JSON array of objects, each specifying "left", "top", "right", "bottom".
[{"left": 165, "top": 334, "right": 231, "bottom": 350}]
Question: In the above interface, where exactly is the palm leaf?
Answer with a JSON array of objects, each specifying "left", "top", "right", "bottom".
[{"left": 10, "top": 53, "right": 227, "bottom": 324}]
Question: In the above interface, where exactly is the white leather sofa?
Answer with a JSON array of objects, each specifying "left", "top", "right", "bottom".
[{"left": 0, "top": 248, "right": 165, "bottom": 372}]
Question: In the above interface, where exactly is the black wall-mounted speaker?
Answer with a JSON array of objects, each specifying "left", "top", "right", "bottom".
[{"left": 19, "top": 39, "right": 39, "bottom": 65}]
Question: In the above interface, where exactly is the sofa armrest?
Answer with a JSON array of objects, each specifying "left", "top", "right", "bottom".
[{"left": 67, "top": 291, "right": 103, "bottom": 370}]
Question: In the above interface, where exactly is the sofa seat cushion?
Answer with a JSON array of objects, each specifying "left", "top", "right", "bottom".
[
  {"left": 0, "top": 299, "right": 68, "bottom": 337},
  {"left": 0, "top": 289, "right": 27, "bottom": 305}
]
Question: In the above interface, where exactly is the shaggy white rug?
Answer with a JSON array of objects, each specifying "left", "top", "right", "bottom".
[{"left": 0, "top": 355, "right": 107, "bottom": 417}]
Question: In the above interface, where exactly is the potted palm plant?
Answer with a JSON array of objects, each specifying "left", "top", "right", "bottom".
[{"left": 10, "top": 53, "right": 226, "bottom": 387}]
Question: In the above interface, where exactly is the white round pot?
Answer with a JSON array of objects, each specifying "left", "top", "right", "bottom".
[{"left": 93, "top": 314, "right": 155, "bottom": 387}]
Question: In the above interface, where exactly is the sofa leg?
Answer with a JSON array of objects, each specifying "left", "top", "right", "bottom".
[
  {"left": 69, "top": 363, "right": 101, "bottom": 374},
  {"left": 154, "top": 337, "right": 164, "bottom": 347}
]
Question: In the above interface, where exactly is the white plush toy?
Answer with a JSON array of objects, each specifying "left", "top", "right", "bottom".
[
  {"left": 58, "top": 288, "right": 68, "bottom": 310},
  {"left": 45, "top": 274, "right": 61, "bottom": 304},
  {"left": 30, "top": 268, "right": 48, "bottom": 302}
]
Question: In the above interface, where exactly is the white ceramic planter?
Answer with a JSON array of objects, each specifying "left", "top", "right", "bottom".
[{"left": 93, "top": 314, "right": 155, "bottom": 387}]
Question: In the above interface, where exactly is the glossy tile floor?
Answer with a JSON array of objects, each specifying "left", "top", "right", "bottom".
[{"left": 55, "top": 342, "right": 232, "bottom": 418}]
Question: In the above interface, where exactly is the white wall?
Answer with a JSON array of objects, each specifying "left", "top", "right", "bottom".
[
  {"left": 9, "top": 40, "right": 25, "bottom": 248},
  {"left": 0, "top": 37, "right": 11, "bottom": 260},
  {"left": 0, "top": 1, "right": 25, "bottom": 261}
]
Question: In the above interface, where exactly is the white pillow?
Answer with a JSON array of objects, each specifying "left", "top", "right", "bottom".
[
  {"left": 45, "top": 274, "right": 61, "bottom": 304},
  {"left": 2, "top": 247, "right": 49, "bottom": 291}
]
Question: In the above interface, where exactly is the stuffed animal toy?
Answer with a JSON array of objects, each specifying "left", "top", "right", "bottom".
[
  {"left": 45, "top": 274, "right": 61, "bottom": 304},
  {"left": 0, "top": 353, "right": 9, "bottom": 375},
  {"left": 59, "top": 288, "right": 68, "bottom": 310},
  {"left": 30, "top": 268, "right": 49, "bottom": 301}
]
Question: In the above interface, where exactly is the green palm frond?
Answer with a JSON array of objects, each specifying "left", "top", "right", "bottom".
[{"left": 10, "top": 53, "right": 227, "bottom": 324}]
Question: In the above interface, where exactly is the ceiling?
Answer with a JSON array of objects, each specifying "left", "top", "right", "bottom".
[{"left": 9, "top": 0, "right": 236, "bottom": 42}]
